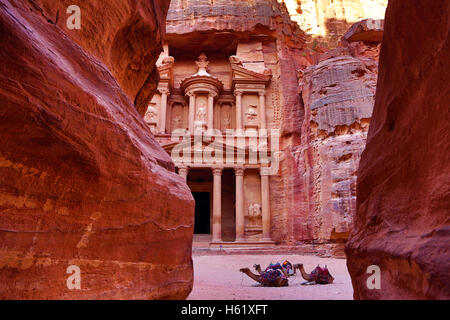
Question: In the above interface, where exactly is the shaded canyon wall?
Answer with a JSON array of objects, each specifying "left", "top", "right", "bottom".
[
  {"left": 346, "top": 0, "right": 450, "bottom": 299},
  {"left": 0, "top": 0, "right": 195, "bottom": 299}
]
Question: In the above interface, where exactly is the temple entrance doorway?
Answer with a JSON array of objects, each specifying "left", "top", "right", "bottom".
[
  {"left": 187, "top": 168, "right": 236, "bottom": 244},
  {"left": 193, "top": 192, "right": 210, "bottom": 234}
]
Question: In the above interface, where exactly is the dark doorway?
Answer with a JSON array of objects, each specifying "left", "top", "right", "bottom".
[{"left": 193, "top": 192, "right": 210, "bottom": 234}]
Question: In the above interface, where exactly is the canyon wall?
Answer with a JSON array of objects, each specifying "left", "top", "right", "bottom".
[
  {"left": 0, "top": 0, "right": 194, "bottom": 299},
  {"left": 282, "top": 0, "right": 387, "bottom": 48},
  {"left": 346, "top": 0, "right": 450, "bottom": 299},
  {"left": 292, "top": 19, "right": 382, "bottom": 247}
]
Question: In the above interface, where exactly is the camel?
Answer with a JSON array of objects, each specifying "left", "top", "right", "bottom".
[
  {"left": 240, "top": 262, "right": 334, "bottom": 287},
  {"left": 293, "top": 263, "right": 334, "bottom": 285},
  {"left": 253, "top": 263, "right": 291, "bottom": 277},
  {"left": 239, "top": 267, "right": 289, "bottom": 287}
]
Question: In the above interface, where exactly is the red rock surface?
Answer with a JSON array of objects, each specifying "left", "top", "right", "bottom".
[
  {"left": 293, "top": 47, "right": 378, "bottom": 244},
  {"left": 0, "top": 0, "right": 194, "bottom": 299},
  {"left": 282, "top": 0, "right": 387, "bottom": 48},
  {"left": 18, "top": 0, "right": 171, "bottom": 115},
  {"left": 346, "top": 0, "right": 450, "bottom": 299}
]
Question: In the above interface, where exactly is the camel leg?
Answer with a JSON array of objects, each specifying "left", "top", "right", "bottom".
[{"left": 275, "top": 277, "right": 289, "bottom": 287}]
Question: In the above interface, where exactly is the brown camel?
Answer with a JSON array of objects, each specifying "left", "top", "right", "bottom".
[
  {"left": 293, "top": 264, "right": 334, "bottom": 285},
  {"left": 253, "top": 264, "right": 290, "bottom": 277},
  {"left": 239, "top": 268, "right": 289, "bottom": 287}
]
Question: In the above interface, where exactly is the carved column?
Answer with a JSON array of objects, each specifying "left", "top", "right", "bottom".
[
  {"left": 234, "top": 91, "right": 243, "bottom": 131},
  {"left": 188, "top": 92, "right": 196, "bottom": 134},
  {"left": 207, "top": 93, "right": 214, "bottom": 130},
  {"left": 258, "top": 91, "right": 267, "bottom": 130},
  {"left": 260, "top": 167, "right": 272, "bottom": 241},
  {"left": 234, "top": 167, "right": 245, "bottom": 242},
  {"left": 212, "top": 167, "right": 223, "bottom": 242},
  {"left": 178, "top": 166, "right": 189, "bottom": 182},
  {"left": 159, "top": 88, "right": 169, "bottom": 134}
]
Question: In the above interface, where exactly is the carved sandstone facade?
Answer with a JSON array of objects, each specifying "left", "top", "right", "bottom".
[
  {"left": 144, "top": 0, "right": 386, "bottom": 249},
  {"left": 147, "top": 47, "right": 276, "bottom": 246}
]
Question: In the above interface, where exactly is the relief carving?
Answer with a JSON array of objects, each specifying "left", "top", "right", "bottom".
[
  {"left": 196, "top": 104, "right": 207, "bottom": 122},
  {"left": 172, "top": 115, "right": 183, "bottom": 130},
  {"left": 194, "top": 104, "right": 207, "bottom": 131},
  {"left": 247, "top": 203, "right": 262, "bottom": 218},
  {"left": 244, "top": 104, "right": 258, "bottom": 121},
  {"left": 144, "top": 104, "right": 158, "bottom": 124},
  {"left": 223, "top": 113, "right": 232, "bottom": 129}
]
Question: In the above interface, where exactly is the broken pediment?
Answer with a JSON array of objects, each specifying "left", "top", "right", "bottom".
[{"left": 230, "top": 57, "right": 271, "bottom": 89}]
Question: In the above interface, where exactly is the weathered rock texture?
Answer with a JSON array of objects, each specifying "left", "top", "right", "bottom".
[
  {"left": 346, "top": 0, "right": 450, "bottom": 299},
  {"left": 282, "top": 0, "right": 387, "bottom": 48},
  {"left": 0, "top": 0, "right": 194, "bottom": 299},
  {"left": 292, "top": 25, "right": 380, "bottom": 245}
]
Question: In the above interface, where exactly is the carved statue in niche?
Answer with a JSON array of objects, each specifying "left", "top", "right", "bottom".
[
  {"left": 223, "top": 112, "right": 232, "bottom": 129},
  {"left": 144, "top": 104, "right": 158, "bottom": 124},
  {"left": 172, "top": 115, "right": 183, "bottom": 130},
  {"left": 195, "top": 53, "right": 210, "bottom": 76},
  {"left": 194, "top": 103, "right": 207, "bottom": 131},
  {"left": 144, "top": 104, "right": 158, "bottom": 133},
  {"left": 245, "top": 104, "right": 258, "bottom": 121},
  {"left": 248, "top": 203, "right": 262, "bottom": 217},
  {"left": 247, "top": 203, "right": 262, "bottom": 227},
  {"left": 196, "top": 104, "right": 207, "bottom": 122}
]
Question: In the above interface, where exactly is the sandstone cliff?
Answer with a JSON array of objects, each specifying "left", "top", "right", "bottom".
[
  {"left": 292, "top": 21, "right": 381, "bottom": 247},
  {"left": 282, "top": 0, "right": 387, "bottom": 48},
  {"left": 0, "top": 0, "right": 194, "bottom": 299},
  {"left": 346, "top": 0, "right": 450, "bottom": 299}
]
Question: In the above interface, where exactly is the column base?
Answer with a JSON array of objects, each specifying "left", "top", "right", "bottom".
[{"left": 210, "top": 240, "right": 275, "bottom": 248}]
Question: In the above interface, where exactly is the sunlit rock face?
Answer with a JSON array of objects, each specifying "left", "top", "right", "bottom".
[
  {"left": 281, "top": 0, "right": 387, "bottom": 48},
  {"left": 292, "top": 23, "right": 380, "bottom": 247},
  {"left": 346, "top": 0, "right": 450, "bottom": 299},
  {"left": 0, "top": 0, "right": 194, "bottom": 299}
]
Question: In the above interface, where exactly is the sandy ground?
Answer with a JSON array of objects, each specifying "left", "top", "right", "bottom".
[{"left": 188, "top": 254, "right": 353, "bottom": 300}]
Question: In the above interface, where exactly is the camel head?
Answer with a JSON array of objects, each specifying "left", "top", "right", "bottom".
[{"left": 239, "top": 268, "right": 250, "bottom": 273}]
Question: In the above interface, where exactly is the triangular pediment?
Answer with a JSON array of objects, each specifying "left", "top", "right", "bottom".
[
  {"left": 231, "top": 64, "right": 271, "bottom": 83},
  {"left": 160, "top": 134, "right": 272, "bottom": 165}
]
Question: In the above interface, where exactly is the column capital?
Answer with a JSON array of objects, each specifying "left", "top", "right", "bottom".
[
  {"left": 208, "top": 92, "right": 217, "bottom": 98},
  {"left": 186, "top": 91, "right": 196, "bottom": 98},
  {"left": 234, "top": 167, "right": 245, "bottom": 176},
  {"left": 233, "top": 90, "right": 243, "bottom": 97},
  {"left": 260, "top": 167, "right": 271, "bottom": 176},
  {"left": 212, "top": 167, "right": 223, "bottom": 176},
  {"left": 159, "top": 87, "right": 170, "bottom": 95},
  {"left": 258, "top": 90, "right": 265, "bottom": 97},
  {"left": 178, "top": 166, "right": 189, "bottom": 176}
]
